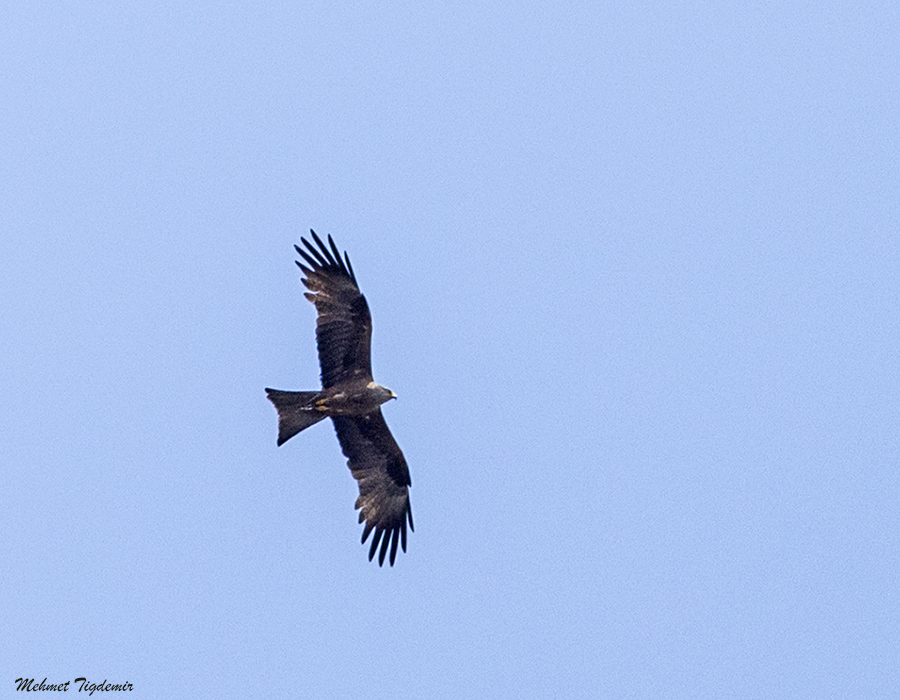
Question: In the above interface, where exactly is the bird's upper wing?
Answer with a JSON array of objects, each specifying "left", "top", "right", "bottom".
[
  {"left": 331, "top": 412, "right": 413, "bottom": 566},
  {"left": 295, "top": 230, "right": 373, "bottom": 388}
]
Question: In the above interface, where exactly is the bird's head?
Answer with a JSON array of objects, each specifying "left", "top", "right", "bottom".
[{"left": 367, "top": 381, "right": 397, "bottom": 405}]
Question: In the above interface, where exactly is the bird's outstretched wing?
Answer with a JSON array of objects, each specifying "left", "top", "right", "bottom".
[
  {"left": 295, "top": 230, "right": 372, "bottom": 388},
  {"left": 331, "top": 412, "right": 413, "bottom": 566}
]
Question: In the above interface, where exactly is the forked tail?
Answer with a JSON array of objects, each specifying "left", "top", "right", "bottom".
[{"left": 265, "top": 389, "right": 327, "bottom": 445}]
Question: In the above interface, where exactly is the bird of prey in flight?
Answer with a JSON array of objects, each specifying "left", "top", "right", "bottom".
[{"left": 265, "top": 231, "right": 413, "bottom": 566}]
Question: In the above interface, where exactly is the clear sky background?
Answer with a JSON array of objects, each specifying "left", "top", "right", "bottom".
[{"left": 2, "top": 2, "right": 898, "bottom": 698}]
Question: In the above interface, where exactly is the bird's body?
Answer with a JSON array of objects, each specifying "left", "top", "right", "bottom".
[{"left": 265, "top": 231, "right": 413, "bottom": 566}]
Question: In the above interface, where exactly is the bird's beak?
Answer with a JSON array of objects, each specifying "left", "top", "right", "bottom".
[{"left": 390, "top": 391, "right": 397, "bottom": 400}]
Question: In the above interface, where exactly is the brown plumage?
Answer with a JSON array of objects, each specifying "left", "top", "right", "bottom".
[{"left": 265, "top": 231, "right": 413, "bottom": 566}]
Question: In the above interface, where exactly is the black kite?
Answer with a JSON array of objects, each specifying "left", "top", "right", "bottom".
[{"left": 265, "top": 231, "right": 413, "bottom": 566}]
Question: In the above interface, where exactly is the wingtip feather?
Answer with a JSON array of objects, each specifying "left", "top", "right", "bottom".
[
  {"left": 344, "top": 252, "right": 356, "bottom": 283},
  {"left": 310, "top": 230, "right": 337, "bottom": 267},
  {"left": 389, "top": 529, "right": 399, "bottom": 565},
  {"left": 368, "top": 528, "right": 383, "bottom": 561},
  {"left": 361, "top": 519, "right": 374, "bottom": 544},
  {"left": 328, "top": 235, "right": 348, "bottom": 276},
  {"left": 378, "top": 529, "right": 391, "bottom": 566}
]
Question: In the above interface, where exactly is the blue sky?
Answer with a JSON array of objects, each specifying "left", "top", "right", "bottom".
[{"left": 2, "top": 2, "right": 898, "bottom": 698}]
